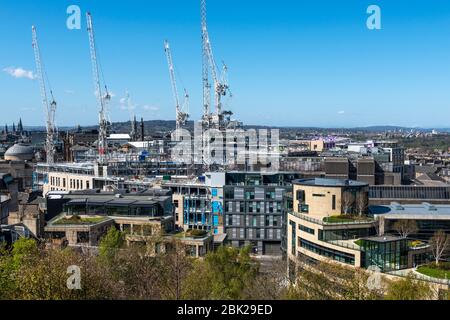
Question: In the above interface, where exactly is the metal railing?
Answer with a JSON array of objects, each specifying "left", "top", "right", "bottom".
[
  {"left": 325, "top": 239, "right": 363, "bottom": 251},
  {"left": 387, "top": 269, "right": 450, "bottom": 286},
  {"left": 289, "top": 211, "right": 375, "bottom": 226}
]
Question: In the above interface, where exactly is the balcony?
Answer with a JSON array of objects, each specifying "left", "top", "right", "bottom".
[{"left": 289, "top": 211, "right": 375, "bottom": 226}]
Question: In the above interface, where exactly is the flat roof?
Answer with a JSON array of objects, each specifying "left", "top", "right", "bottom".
[
  {"left": 371, "top": 202, "right": 450, "bottom": 220},
  {"left": 362, "top": 235, "right": 404, "bottom": 243},
  {"left": 60, "top": 192, "right": 170, "bottom": 207},
  {"left": 293, "top": 178, "right": 368, "bottom": 188}
]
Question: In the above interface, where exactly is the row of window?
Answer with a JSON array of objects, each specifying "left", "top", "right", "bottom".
[
  {"left": 227, "top": 227, "right": 282, "bottom": 240},
  {"left": 299, "top": 224, "right": 315, "bottom": 235},
  {"left": 50, "top": 176, "right": 90, "bottom": 190},
  {"left": 318, "top": 227, "right": 375, "bottom": 242},
  {"left": 226, "top": 214, "right": 280, "bottom": 227},
  {"left": 299, "top": 238, "right": 355, "bottom": 265},
  {"left": 225, "top": 201, "right": 283, "bottom": 213},
  {"left": 224, "top": 188, "right": 284, "bottom": 200}
]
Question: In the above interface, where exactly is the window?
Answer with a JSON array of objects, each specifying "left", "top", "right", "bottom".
[
  {"left": 174, "top": 200, "right": 179, "bottom": 208},
  {"left": 332, "top": 195, "right": 336, "bottom": 210},
  {"left": 299, "top": 224, "right": 315, "bottom": 235},
  {"left": 299, "top": 238, "right": 355, "bottom": 265},
  {"left": 225, "top": 188, "right": 235, "bottom": 199},
  {"left": 296, "top": 190, "right": 305, "bottom": 202},
  {"left": 312, "top": 194, "right": 325, "bottom": 197},
  {"left": 273, "top": 216, "right": 278, "bottom": 227},
  {"left": 266, "top": 191, "right": 275, "bottom": 200}
]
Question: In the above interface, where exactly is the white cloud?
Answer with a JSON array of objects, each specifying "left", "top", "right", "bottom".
[
  {"left": 3, "top": 67, "right": 36, "bottom": 80},
  {"left": 338, "top": 110, "right": 345, "bottom": 114},
  {"left": 119, "top": 96, "right": 137, "bottom": 111},
  {"left": 142, "top": 105, "right": 159, "bottom": 112},
  {"left": 20, "top": 107, "right": 37, "bottom": 111}
]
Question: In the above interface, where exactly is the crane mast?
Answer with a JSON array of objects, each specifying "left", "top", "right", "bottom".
[
  {"left": 164, "top": 40, "right": 189, "bottom": 138},
  {"left": 32, "top": 26, "right": 56, "bottom": 165},
  {"left": 86, "top": 12, "right": 110, "bottom": 164},
  {"left": 126, "top": 91, "right": 136, "bottom": 140},
  {"left": 201, "top": 0, "right": 211, "bottom": 126},
  {"left": 200, "top": 0, "right": 230, "bottom": 130}
]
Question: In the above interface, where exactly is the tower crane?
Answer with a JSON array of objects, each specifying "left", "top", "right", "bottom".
[
  {"left": 125, "top": 90, "right": 137, "bottom": 140},
  {"left": 200, "top": 0, "right": 231, "bottom": 129},
  {"left": 164, "top": 40, "right": 189, "bottom": 139},
  {"left": 86, "top": 12, "right": 111, "bottom": 164},
  {"left": 200, "top": 0, "right": 211, "bottom": 126},
  {"left": 32, "top": 26, "right": 57, "bottom": 165}
]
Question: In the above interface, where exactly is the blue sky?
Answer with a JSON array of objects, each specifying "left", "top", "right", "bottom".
[{"left": 1, "top": 0, "right": 450, "bottom": 128}]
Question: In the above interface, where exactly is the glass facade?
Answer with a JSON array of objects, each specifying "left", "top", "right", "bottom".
[
  {"left": 299, "top": 224, "right": 315, "bottom": 235},
  {"left": 403, "top": 219, "right": 450, "bottom": 241},
  {"left": 361, "top": 238, "right": 408, "bottom": 272},
  {"left": 369, "top": 185, "right": 450, "bottom": 200},
  {"left": 318, "top": 227, "right": 376, "bottom": 242},
  {"left": 299, "top": 238, "right": 355, "bottom": 265}
]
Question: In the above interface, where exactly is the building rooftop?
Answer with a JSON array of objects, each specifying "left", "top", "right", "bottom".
[
  {"left": 293, "top": 177, "right": 368, "bottom": 188},
  {"left": 362, "top": 235, "right": 404, "bottom": 243},
  {"left": 4, "top": 143, "right": 34, "bottom": 160},
  {"left": 48, "top": 189, "right": 172, "bottom": 208},
  {"left": 371, "top": 202, "right": 450, "bottom": 220},
  {"left": 49, "top": 215, "right": 111, "bottom": 226}
]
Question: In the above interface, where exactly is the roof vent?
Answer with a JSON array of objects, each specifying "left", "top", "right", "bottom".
[
  {"left": 423, "top": 202, "right": 437, "bottom": 211},
  {"left": 391, "top": 202, "right": 404, "bottom": 210}
]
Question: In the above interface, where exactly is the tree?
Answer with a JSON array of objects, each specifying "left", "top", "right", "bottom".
[
  {"left": 429, "top": 230, "right": 450, "bottom": 266},
  {"left": 286, "top": 258, "right": 384, "bottom": 300},
  {"left": 183, "top": 246, "right": 258, "bottom": 300},
  {"left": 393, "top": 220, "right": 418, "bottom": 239},
  {"left": 242, "top": 258, "right": 289, "bottom": 300},
  {"left": 373, "top": 216, "right": 382, "bottom": 236},
  {"left": 158, "top": 240, "right": 193, "bottom": 300},
  {"left": 355, "top": 192, "right": 368, "bottom": 217},
  {"left": 385, "top": 273, "right": 434, "bottom": 300},
  {"left": 98, "top": 227, "right": 124, "bottom": 264},
  {"left": 342, "top": 191, "right": 354, "bottom": 215}
]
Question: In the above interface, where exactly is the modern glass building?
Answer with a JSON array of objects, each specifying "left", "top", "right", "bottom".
[
  {"left": 223, "top": 172, "right": 301, "bottom": 255},
  {"left": 360, "top": 236, "right": 408, "bottom": 272}
]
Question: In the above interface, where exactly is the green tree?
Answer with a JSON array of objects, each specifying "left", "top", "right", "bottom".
[
  {"left": 183, "top": 246, "right": 258, "bottom": 299},
  {"left": 285, "top": 259, "right": 385, "bottom": 300},
  {"left": 98, "top": 227, "right": 124, "bottom": 263},
  {"left": 0, "top": 238, "right": 39, "bottom": 299},
  {"left": 11, "top": 237, "right": 39, "bottom": 269},
  {"left": 385, "top": 273, "right": 434, "bottom": 300}
]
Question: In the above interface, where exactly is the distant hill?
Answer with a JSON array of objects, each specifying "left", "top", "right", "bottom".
[{"left": 24, "top": 122, "right": 447, "bottom": 134}]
